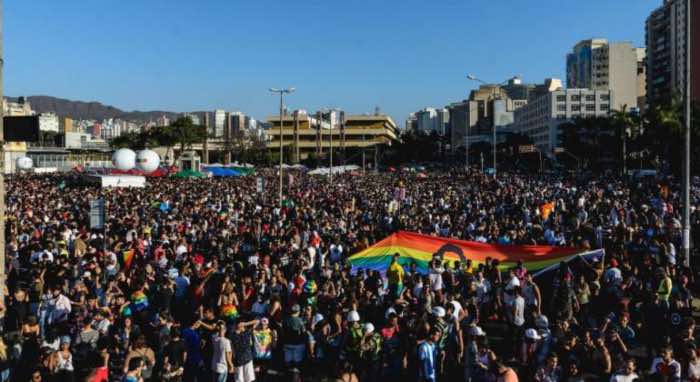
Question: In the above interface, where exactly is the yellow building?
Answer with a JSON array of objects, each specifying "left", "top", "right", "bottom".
[
  {"left": 63, "top": 117, "right": 74, "bottom": 133},
  {"left": 266, "top": 113, "right": 399, "bottom": 161}
]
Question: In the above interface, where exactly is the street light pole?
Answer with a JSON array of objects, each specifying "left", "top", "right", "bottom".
[
  {"left": 0, "top": 0, "right": 6, "bottom": 302},
  {"left": 269, "top": 87, "right": 295, "bottom": 206},
  {"left": 683, "top": 0, "right": 692, "bottom": 267}
]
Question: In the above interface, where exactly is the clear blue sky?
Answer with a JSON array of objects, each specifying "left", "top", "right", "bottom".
[{"left": 5, "top": 0, "right": 658, "bottom": 124}]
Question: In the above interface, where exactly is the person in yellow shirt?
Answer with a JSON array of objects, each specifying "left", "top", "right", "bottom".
[
  {"left": 386, "top": 253, "right": 405, "bottom": 299},
  {"left": 657, "top": 268, "right": 672, "bottom": 309}
]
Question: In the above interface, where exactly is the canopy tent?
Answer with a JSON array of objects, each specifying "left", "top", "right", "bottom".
[
  {"left": 348, "top": 231, "right": 604, "bottom": 276},
  {"left": 174, "top": 169, "right": 206, "bottom": 178},
  {"left": 205, "top": 167, "right": 242, "bottom": 177},
  {"left": 202, "top": 164, "right": 255, "bottom": 176},
  {"left": 308, "top": 165, "right": 359, "bottom": 175}
]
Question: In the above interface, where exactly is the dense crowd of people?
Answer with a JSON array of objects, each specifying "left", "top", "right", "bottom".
[{"left": 1, "top": 168, "right": 700, "bottom": 382}]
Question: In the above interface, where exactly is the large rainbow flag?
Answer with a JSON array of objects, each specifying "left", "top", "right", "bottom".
[{"left": 348, "top": 231, "right": 604, "bottom": 276}]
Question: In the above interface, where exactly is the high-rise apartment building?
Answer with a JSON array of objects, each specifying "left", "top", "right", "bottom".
[
  {"left": 567, "top": 39, "right": 641, "bottom": 110},
  {"left": 214, "top": 109, "right": 226, "bottom": 138},
  {"left": 645, "top": 0, "right": 700, "bottom": 108},
  {"left": 510, "top": 81, "right": 612, "bottom": 153}
]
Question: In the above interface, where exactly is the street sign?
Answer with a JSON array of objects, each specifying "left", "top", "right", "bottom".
[
  {"left": 256, "top": 177, "right": 264, "bottom": 193},
  {"left": 89, "top": 198, "right": 105, "bottom": 229}
]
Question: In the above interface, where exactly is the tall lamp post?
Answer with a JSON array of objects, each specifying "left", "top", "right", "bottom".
[
  {"left": 467, "top": 74, "right": 516, "bottom": 177},
  {"left": 269, "top": 87, "right": 295, "bottom": 206},
  {"left": 0, "top": 0, "right": 5, "bottom": 302},
  {"left": 683, "top": 0, "right": 692, "bottom": 267},
  {"left": 322, "top": 108, "right": 341, "bottom": 184}
]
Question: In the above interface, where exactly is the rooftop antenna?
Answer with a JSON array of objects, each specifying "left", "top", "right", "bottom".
[{"left": 374, "top": 106, "right": 381, "bottom": 116}]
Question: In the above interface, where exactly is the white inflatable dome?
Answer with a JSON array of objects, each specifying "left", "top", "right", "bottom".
[
  {"left": 112, "top": 148, "right": 136, "bottom": 171},
  {"left": 136, "top": 149, "right": 160, "bottom": 173},
  {"left": 16, "top": 156, "right": 33, "bottom": 170}
]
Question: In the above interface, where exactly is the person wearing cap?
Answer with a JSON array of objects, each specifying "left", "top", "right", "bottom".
[
  {"left": 282, "top": 304, "right": 307, "bottom": 368},
  {"left": 359, "top": 323, "right": 382, "bottom": 381},
  {"left": 429, "top": 306, "right": 449, "bottom": 377},
  {"left": 464, "top": 326, "right": 489, "bottom": 382},
  {"left": 520, "top": 328, "right": 541, "bottom": 372},
  {"left": 343, "top": 310, "right": 364, "bottom": 364}
]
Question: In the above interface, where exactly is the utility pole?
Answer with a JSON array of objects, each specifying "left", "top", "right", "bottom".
[
  {"left": 202, "top": 113, "right": 209, "bottom": 164},
  {"left": 329, "top": 112, "right": 333, "bottom": 184},
  {"left": 0, "top": 0, "right": 6, "bottom": 302},
  {"left": 269, "top": 87, "right": 295, "bottom": 206},
  {"left": 683, "top": 0, "right": 692, "bottom": 267}
]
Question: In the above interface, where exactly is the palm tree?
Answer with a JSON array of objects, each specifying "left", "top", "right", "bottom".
[{"left": 611, "top": 104, "right": 634, "bottom": 175}]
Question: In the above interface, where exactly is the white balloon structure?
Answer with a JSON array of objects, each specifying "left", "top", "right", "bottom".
[
  {"left": 136, "top": 149, "right": 160, "bottom": 173},
  {"left": 16, "top": 156, "right": 33, "bottom": 170},
  {"left": 112, "top": 148, "right": 136, "bottom": 171}
]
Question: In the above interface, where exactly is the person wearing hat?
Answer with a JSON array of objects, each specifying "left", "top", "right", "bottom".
[
  {"left": 429, "top": 306, "right": 450, "bottom": 377},
  {"left": 520, "top": 328, "right": 541, "bottom": 370},
  {"left": 464, "top": 326, "right": 489, "bottom": 382},
  {"left": 282, "top": 304, "right": 307, "bottom": 368},
  {"left": 359, "top": 323, "right": 382, "bottom": 382},
  {"left": 343, "top": 310, "right": 364, "bottom": 364}
]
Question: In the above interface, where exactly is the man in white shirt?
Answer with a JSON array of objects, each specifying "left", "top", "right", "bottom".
[
  {"left": 329, "top": 241, "right": 343, "bottom": 264},
  {"left": 509, "top": 286, "right": 525, "bottom": 359},
  {"left": 211, "top": 322, "right": 234, "bottom": 382},
  {"left": 610, "top": 359, "right": 639, "bottom": 382},
  {"left": 48, "top": 286, "right": 72, "bottom": 326}
]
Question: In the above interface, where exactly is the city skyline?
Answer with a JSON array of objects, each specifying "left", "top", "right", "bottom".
[{"left": 6, "top": 1, "right": 656, "bottom": 123}]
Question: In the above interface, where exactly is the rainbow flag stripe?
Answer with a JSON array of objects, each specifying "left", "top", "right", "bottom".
[
  {"left": 303, "top": 280, "right": 317, "bottom": 295},
  {"left": 131, "top": 291, "right": 149, "bottom": 312},
  {"left": 222, "top": 304, "right": 239, "bottom": 321},
  {"left": 348, "top": 231, "right": 604, "bottom": 276},
  {"left": 123, "top": 250, "right": 135, "bottom": 269}
]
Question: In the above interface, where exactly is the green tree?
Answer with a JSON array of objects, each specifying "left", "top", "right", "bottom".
[{"left": 169, "top": 116, "right": 207, "bottom": 154}]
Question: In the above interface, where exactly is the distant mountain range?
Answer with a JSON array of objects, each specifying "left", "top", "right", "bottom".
[{"left": 5, "top": 95, "right": 185, "bottom": 122}]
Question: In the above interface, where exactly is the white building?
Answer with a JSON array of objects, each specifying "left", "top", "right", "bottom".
[
  {"left": 65, "top": 132, "right": 109, "bottom": 149},
  {"left": 3, "top": 97, "right": 34, "bottom": 116},
  {"left": 214, "top": 109, "right": 226, "bottom": 137},
  {"left": 183, "top": 113, "right": 200, "bottom": 125},
  {"left": 38, "top": 112, "right": 60, "bottom": 133},
  {"left": 510, "top": 84, "right": 613, "bottom": 153}
]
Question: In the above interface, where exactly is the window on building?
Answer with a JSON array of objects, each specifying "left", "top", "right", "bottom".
[
  {"left": 557, "top": 104, "right": 566, "bottom": 111},
  {"left": 571, "top": 95, "right": 581, "bottom": 101},
  {"left": 556, "top": 95, "right": 566, "bottom": 102},
  {"left": 601, "top": 94, "right": 610, "bottom": 101},
  {"left": 600, "top": 104, "right": 609, "bottom": 111},
  {"left": 586, "top": 104, "right": 596, "bottom": 111},
  {"left": 572, "top": 105, "right": 581, "bottom": 111},
  {"left": 585, "top": 95, "right": 595, "bottom": 102}
]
